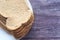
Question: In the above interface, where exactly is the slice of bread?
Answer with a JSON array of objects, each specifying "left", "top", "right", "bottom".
[{"left": 0, "top": 0, "right": 34, "bottom": 38}]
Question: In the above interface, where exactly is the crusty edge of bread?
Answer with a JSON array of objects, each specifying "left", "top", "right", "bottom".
[{"left": 0, "top": 13, "right": 34, "bottom": 38}]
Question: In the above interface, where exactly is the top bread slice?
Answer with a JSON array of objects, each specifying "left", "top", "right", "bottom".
[{"left": 0, "top": 0, "right": 33, "bottom": 30}]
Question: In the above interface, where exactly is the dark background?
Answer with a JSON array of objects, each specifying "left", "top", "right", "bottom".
[{"left": 21, "top": 0, "right": 60, "bottom": 40}]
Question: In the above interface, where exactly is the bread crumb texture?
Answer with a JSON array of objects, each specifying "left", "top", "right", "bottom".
[{"left": 0, "top": 0, "right": 32, "bottom": 30}]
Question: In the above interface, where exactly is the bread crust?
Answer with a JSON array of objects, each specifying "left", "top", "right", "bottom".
[{"left": 0, "top": 14, "right": 34, "bottom": 38}]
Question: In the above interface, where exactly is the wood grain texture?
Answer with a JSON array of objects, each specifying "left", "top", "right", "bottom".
[{"left": 21, "top": 0, "right": 60, "bottom": 40}]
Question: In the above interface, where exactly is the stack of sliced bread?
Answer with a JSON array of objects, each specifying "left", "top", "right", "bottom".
[{"left": 0, "top": 0, "right": 34, "bottom": 38}]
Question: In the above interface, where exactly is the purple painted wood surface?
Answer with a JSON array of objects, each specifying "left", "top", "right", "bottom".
[{"left": 21, "top": 0, "right": 60, "bottom": 40}]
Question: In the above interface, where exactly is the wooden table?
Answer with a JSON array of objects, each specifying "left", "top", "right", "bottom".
[{"left": 21, "top": 0, "right": 60, "bottom": 40}]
